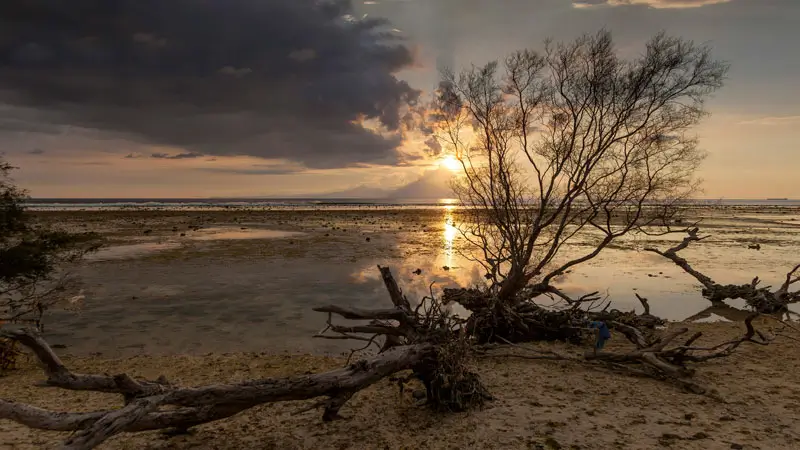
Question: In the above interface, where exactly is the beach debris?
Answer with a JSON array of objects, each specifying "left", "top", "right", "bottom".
[
  {"left": 365, "top": 237, "right": 370, "bottom": 242},
  {"left": 67, "top": 290, "right": 85, "bottom": 307},
  {"left": 747, "top": 243, "right": 761, "bottom": 250},
  {"left": 412, "top": 268, "right": 422, "bottom": 275},
  {"left": 143, "top": 229, "right": 152, "bottom": 235},
  {"left": 442, "top": 266, "right": 450, "bottom": 271}
]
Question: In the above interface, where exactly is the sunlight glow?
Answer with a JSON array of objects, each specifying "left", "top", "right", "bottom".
[
  {"left": 439, "top": 154, "right": 462, "bottom": 172},
  {"left": 443, "top": 208, "right": 458, "bottom": 268}
]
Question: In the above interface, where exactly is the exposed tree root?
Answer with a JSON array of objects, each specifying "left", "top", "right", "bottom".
[
  {"left": 585, "top": 314, "right": 774, "bottom": 397},
  {"left": 646, "top": 227, "right": 800, "bottom": 313},
  {"left": 443, "top": 286, "right": 663, "bottom": 345},
  {"left": 477, "top": 314, "right": 779, "bottom": 399},
  {"left": 314, "top": 266, "right": 491, "bottom": 412}
]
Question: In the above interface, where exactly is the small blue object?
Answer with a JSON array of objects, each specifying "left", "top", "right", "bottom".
[{"left": 589, "top": 321, "right": 611, "bottom": 350}]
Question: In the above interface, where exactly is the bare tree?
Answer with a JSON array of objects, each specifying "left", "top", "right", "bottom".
[{"left": 432, "top": 30, "right": 727, "bottom": 303}]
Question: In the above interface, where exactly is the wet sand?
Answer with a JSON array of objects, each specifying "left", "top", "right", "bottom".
[{"left": 25, "top": 206, "right": 800, "bottom": 357}]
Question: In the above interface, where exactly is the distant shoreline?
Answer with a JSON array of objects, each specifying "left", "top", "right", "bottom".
[{"left": 21, "top": 197, "right": 800, "bottom": 211}]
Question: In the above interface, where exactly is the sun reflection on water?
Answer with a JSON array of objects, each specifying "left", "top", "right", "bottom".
[{"left": 443, "top": 205, "right": 458, "bottom": 268}]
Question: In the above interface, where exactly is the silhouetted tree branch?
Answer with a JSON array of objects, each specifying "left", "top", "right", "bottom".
[
  {"left": 431, "top": 31, "right": 727, "bottom": 306},
  {"left": 646, "top": 228, "right": 800, "bottom": 313}
]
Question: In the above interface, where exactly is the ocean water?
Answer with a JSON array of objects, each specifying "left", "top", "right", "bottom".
[{"left": 23, "top": 197, "right": 800, "bottom": 211}]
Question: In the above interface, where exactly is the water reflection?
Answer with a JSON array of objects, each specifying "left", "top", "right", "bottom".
[
  {"left": 350, "top": 205, "right": 484, "bottom": 301},
  {"left": 86, "top": 242, "right": 181, "bottom": 261},
  {"left": 443, "top": 205, "right": 458, "bottom": 269},
  {"left": 191, "top": 227, "right": 304, "bottom": 240},
  {"left": 51, "top": 206, "right": 800, "bottom": 357}
]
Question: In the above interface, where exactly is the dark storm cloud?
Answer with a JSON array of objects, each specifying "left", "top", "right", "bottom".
[{"left": 0, "top": 0, "right": 420, "bottom": 169}]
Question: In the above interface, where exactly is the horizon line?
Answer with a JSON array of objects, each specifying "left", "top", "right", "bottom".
[{"left": 23, "top": 196, "right": 799, "bottom": 202}]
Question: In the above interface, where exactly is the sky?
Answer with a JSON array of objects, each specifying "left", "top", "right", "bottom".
[{"left": 0, "top": 0, "right": 798, "bottom": 199}]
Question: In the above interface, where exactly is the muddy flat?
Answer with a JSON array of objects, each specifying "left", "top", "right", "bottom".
[
  {"left": 1, "top": 205, "right": 799, "bottom": 449},
  {"left": 25, "top": 206, "right": 800, "bottom": 357}
]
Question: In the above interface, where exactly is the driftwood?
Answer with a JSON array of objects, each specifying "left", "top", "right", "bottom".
[
  {"left": 0, "top": 324, "right": 435, "bottom": 449},
  {"left": 314, "top": 266, "right": 491, "bottom": 411},
  {"left": 585, "top": 314, "right": 774, "bottom": 396},
  {"left": 0, "top": 266, "right": 489, "bottom": 449},
  {"left": 475, "top": 313, "right": 779, "bottom": 398},
  {"left": 646, "top": 227, "right": 800, "bottom": 313}
]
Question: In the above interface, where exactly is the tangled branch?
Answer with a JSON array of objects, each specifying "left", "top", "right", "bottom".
[{"left": 646, "top": 227, "right": 800, "bottom": 312}]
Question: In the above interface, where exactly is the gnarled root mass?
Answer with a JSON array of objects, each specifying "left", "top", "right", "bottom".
[
  {"left": 443, "top": 287, "right": 663, "bottom": 345},
  {"left": 441, "top": 281, "right": 783, "bottom": 397},
  {"left": 314, "top": 266, "right": 491, "bottom": 412},
  {"left": 0, "top": 266, "right": 489, "bottom": 450},
  {"left": 646, "top": 227, "right": 800, "bottom": 313}
]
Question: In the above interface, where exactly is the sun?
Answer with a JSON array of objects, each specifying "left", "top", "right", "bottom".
[{"left": 439, "top": 154, "right": 462, "bottom": 172}]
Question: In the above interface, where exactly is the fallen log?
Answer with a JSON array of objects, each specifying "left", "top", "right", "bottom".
[
  {"left": 645, "top": 227, "right": 800, "bottom": 313},
  {"left": 0, "top": 324, "right": 435, "bottom": 448},
  {"left": 0, "top": 266, "right": 489, "bottom": 449}
]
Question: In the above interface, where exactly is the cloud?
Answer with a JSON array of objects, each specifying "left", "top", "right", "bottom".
[
  {"left": 0, "top": 0, "right": 420, "bottom": 169},
  {"left": 72, "top": 161, "right": 111, "bottom": 166},
  {"left": 573, "top": 0, "right": 732, "bottom": 8},
  {"left": 200, "top": 163, "right": 304, "bottom": 176},
  {"left": 150, "top": 152, "right": 204, "bottom": 160},
  {"left": 738, "top": 116, "right": 800, "bottom": 126},
  {"left": 27, "top": 148, "right": 45, "bottom": 155}
]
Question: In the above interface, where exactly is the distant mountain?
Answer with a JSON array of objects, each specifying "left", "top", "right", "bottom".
[
  {"left": 312, "top": 167, "right": 456, "bottom": 199},
  {"left": 314, "top": 184, "right": 391, "bottom": 199},
  {"left": 388, "top": 167, "right": 455, "bottom": 199}
]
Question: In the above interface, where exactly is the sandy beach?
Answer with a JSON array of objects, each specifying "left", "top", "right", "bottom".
[
  {"left": 2, "top": 319, "right": 799, "bottom": 449},
  {"left": 2, "top": 205, "right": 800, "bottom": 449}
]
